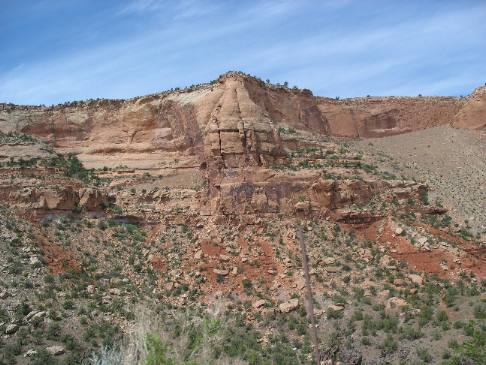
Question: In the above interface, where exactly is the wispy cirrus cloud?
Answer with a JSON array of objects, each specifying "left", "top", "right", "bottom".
[
  {"left": 116, "top": 0, "right": 220, "bottom": 19},
  {"left": 1, "top": 0, "right": 485, "bottom": 105},
  {"left": 116, "top": 0, "right": 164, "bottom": 15}
]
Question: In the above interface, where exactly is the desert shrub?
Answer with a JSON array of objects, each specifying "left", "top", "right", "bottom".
[
  {"left": 444, "top": 323, "right": 486, "bottom": 365},
  {"left": 47, "top": 153, "right": 98, "bottom": 184},
  {"left": 458, "top": 228, "right": 473, "bottom": 241},
  {"left": 0, "top": 307, "right": 9, "bottom": 322},
  {"left": 0, "top": 131, "right": 38, "bottom": 144},
  {"left": 473, "top": 304, "right": 486, "bottom": 320},
  {"left": 381, "top": 335, "right": 397, "bottom": 355},
  {"left": 145, "top": 333, "right": 177, "bottom": 365},
  {"left": 436, "top": 310, "right": 449, "bottom": 323},
  {"left": 327, "top": 308, "right": 343, "bottom": 320},
  {"left": 400, "top": 325, "right": 423, "bottom": 340},
  {"left": 444, "top": 287, "right": 459, "bottom": 307},
  {"left": 13, "top": 301, "right": 31, "bottom": 320},
  {"left": 417, "top": 347, "right": 433, "bottom": 363},
  {"left": 419, "top": 189, "right": 429, "bottom": 205}
]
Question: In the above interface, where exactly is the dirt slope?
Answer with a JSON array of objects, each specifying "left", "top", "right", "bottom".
[{"left": 352, "top": 125, "right": 486, "bottom": 234}]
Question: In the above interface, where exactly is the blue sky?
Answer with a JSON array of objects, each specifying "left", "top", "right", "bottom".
[{"left": 1, "top": 0, "right": 485, "bottom": 105}]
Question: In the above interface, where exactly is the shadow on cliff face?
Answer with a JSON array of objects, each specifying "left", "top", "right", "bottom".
[{"left": 242, "top": 76, "right": 330, "bottom": 134}]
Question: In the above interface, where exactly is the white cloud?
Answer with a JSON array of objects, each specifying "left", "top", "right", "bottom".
[{"left": 1, "top": 1, "right": 485, "bottom": 104}]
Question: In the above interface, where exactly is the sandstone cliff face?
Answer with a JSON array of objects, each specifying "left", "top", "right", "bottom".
[
  {"left": 0, "top": 72, "right": 483, "bottom": 218},
  {"left": 0, "top": 74, "right": 327, "bottom": 172},
  {"left": 0, "top": 166, "right": 111, "bottom": 216},
  {"left": 318, "top": 96, "right": 463, "bottom": 138},
  {"left": 2, "top": 73, "right": 479, "bottom": 157},
  {"left": 0, "top": 73, "right": 480, "bottom": 161}
]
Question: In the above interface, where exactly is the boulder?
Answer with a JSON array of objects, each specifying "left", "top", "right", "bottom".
[
  {"left": 29, "top": 256, "right": 41, "bottom": 266},
  {"left": 78, "top": 188, "right": 109, "bottom": 210},
  {"left": 294, "top": 201, "right": 311, "bottom": 211},
  {"left": 213, "top": 268, "right": 229, "bottom": 276},
  {"left": 322, "top": 257, "right": 336, "bottom": 265},
  {"left": 31, "top": 311, "right": 46, "bottom": 320},
  {"left": 387, "top": 297, "right": 408, "bottom": 309},
  {"left": 325, "top": 266, "right": 340, "bottom": 273},
  {"left": 408, "top": 274, "right": 424, "bottom": 286},
  {"left": 46, "top": 345, "right": 65, "bottom": 356},
  {"left": 253, "top": 299, "right": 266, "bottom": 309},
  {"left": 194, "top": 250, "right": 203, "bottom": 260},
  {"left": 279, "top": 298, "right": 299, "bottom": 313},
  {"left": 328, "top": 304, "right": 345, "bottom": 312},
  {"left": 393, "top": 279, "right": 404, "bottom": 287},
  {"left": 417, "top": 236, "right": 428, "bottom": 245},
  {"left": 23, "top": 349, "right": 37, "bottom": 357},
  {"left": 5, "top": 324, "right": 18, "bottom": 334},
  {"left": 109, "top": 288, "right": 121, "bottom": 296}
]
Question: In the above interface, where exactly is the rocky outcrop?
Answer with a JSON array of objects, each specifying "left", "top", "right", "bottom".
[
  {"left": 3, "top": 184, "right": 111, "bottom": 211},
  {"left": 203, "top": 75, "right": 290, "bottom": 169},
  {"left": 202, "top": 166, "right": 427, "bottom": 217},
  {"left": 453, "top": 86, "right": 486, "bottom": 130}
]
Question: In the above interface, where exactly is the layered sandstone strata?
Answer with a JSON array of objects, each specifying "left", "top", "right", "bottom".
[{"left": 0, "top": 72, "right": 483, "bottom": 218}]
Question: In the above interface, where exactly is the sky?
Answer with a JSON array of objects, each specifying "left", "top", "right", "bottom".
[{"left": 1, "top": 0, "right": 486, "bottom": 105}]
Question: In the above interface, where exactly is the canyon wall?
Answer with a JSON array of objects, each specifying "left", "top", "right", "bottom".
[
  {"left": 1, "top": 73, "right": 483, "bottom": 154},
  {"left": 0, "top": 72, "right": 483, "bottom": 217}
]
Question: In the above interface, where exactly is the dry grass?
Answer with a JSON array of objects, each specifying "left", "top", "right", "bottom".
[{"left": 87, "top": 305, "right": 247, "bottom": 365}]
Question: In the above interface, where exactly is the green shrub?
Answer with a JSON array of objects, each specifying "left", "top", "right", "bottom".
[
  {"left": 436, "top": 310, "right": 449, "bottom": 323},
  {"left": 327, "top": 308, "right": 343, "bottom": 320},
  {"left": 473, "top": 304, "right": 486, "bottom": 320},
  {"left": 31, "top": 348, "right": 58, "bottom": 365},
  {"left": 444, "top": 323, "right": 486, "bottom": 365},
  {"left": 444, "top": 287, "right": 458, "bottom": 307},
  {"left": 381, "top": 335, "right": 397, "bottom": 355},
  {"left": 419, "top": 190, "right": 429, "bottom": 205},
  {"left": 417, "top": 347, "right": 433, "bottom": 363},
  {"left": 47, "top": 153, "right": 98, "bottom": 184},
  {"left": 400, "top": 325, "right": 423, "bottom": 340},
  {"left": 145, "top": 333, "right": 176, "bottom": 365},
  {"left": 47, "top": 322, "right": 62, "bottom": 340}
]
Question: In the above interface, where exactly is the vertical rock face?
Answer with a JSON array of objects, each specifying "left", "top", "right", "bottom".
[
  {"left": 317, "top": 96, "right": 464, "bottom": 138},
  {"left": 200, "top": 74, "right": 321, "bottom": 215},
  {"left": 242, "top": 76, "right": 329, "bottom": 134},
  {"left": 204, "top": 75, "right": 284, "bottom": 169}
]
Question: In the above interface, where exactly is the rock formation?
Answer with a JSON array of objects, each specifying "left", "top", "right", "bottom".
[
  {"left": 0, "top": 72, "right": 483, "bottom": 220},
  {"left": 453, "top": 85, "right": 486, "bottom": 129},
  {"left": 0, "top": 72, "right": 485, "bottom": 364}
]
